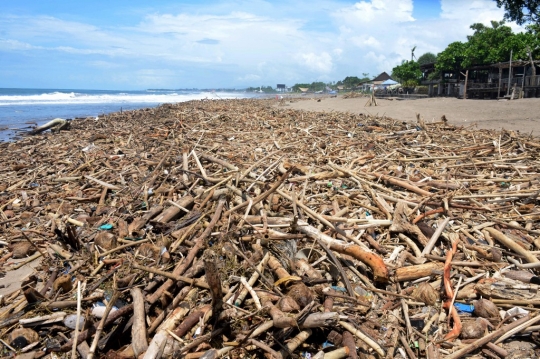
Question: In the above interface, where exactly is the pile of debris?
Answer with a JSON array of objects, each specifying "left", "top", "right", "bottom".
[
  {"left": 1, "top": 98, "right": 540, "bottom": 358},
  {"left": 342, "top": 92, "right": 365, "bottom": 99}
]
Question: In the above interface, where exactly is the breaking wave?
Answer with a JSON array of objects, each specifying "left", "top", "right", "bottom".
[{"left": 0, "top": 90, "right": 246, "bottom": 106}]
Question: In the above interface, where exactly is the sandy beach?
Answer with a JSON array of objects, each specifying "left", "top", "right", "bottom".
[{"left": 286, "top": 96, "right": 540, "bottom": 134}]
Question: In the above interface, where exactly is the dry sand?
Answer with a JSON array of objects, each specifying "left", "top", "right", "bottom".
[{"left": 286, "top": 96, "right": 540, "bottom": 134}]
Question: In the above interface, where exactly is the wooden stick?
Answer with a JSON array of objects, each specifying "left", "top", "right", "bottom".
[
  {"left": 70, "top": 281, "right": 81, "bottom": 359},
  {"left": 234, "top": 252, "right": 270, "bottom": 307},
  {"left": 421, "top": 217, "right": 451, "bottom": 256},
  {"left": 98, "top": 238, "right": 150, "bottom": 258},
  {"left": 87, "top": 290, "right": 120, "bottom": 359},
  {"left": 485, "top": 227, "right": 539, "bottom": 263},
  {"left": 132, "top": 263, "right": 210, "bottom": 289},
  {"left": 395, "top": 262, "right": 444, "bottom": 282},
  {"left": 224, "top": 167, "right": 292, "bottom": 216},
  {"left": 340, "top": 321, "right": 385, "bottom": 357},
  {"left": 84, "top": 175, "right": 121, "bottom": 190},
  {"left": 494, "top": 314, "right": 540, "bottom": 344},
  {"left": 371, "top": 172, "right": 432, "bottom": 197},
  {"left": 240, "top": 276, "right": 262, "bottom": 310}
]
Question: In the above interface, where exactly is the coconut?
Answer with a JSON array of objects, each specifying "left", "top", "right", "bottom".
[
  {"left": 474, "top": 298, "right": 499, "bottom": 320},
  {"left": 287, "top": 282, "right": 314, "bottom": 309},
  {"left": 94, "top": 232, "right": 117, "bottom": 250},
  {"left": 412, "top": 282, "right": 439, "bottom": 306},
  {"left": 461, "top": 318, "right": 488, "bottom": 339},
  {"left": 138, "top": 243, "right": 161, "bottom": 260},
  {"left": 277, "top": 295, "right": 301, "bottom": 312},
  {"left": 9, "top": 328, "right": 39, "bottom": 349},
  {"left": 11, "top": 242, "right": 36, "bottom": 259},
  {"left": 53, "top": 274, "right": 73, "bottom": 293}
]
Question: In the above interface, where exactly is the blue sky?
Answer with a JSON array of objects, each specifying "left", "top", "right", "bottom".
[{"left": 0, "top": 0, "right": 519, "bottom": 90}]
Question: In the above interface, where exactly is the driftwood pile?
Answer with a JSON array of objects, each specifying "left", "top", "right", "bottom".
[
  {"left": 1, "top": 98, "right": 540, "bottom": 359},
  {"left": 342, "top": 92, "right": 365, "bottom": 99}
]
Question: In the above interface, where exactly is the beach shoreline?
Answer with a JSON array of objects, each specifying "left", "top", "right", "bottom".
[{"left": 283, "top": 95, "right": 540, "bottom": 134}]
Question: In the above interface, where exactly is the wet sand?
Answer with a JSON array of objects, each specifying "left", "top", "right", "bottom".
[{"left": 286, "top": 96, "right": 540, "bottom": 134}]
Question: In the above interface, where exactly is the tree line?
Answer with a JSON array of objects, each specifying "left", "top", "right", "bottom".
[
  {"left": 392, "top": 0, "right": 540, "bottom": 87},
  {"left": 248, "top": 75, "right": 373, "bottom": 93},
  {"left": 391, "top": 21, "right": 539, "bottom": 87},
  {"left": 291, "top": 75, "right": 370, "bottom": 92}
]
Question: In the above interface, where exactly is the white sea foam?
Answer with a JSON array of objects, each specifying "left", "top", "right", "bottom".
[{"left": 0, "top": 91, "right": 246, "bottom": 106}]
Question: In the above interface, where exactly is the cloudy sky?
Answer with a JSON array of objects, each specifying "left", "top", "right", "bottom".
[{"left": 0, "top": 0, "right": 520, "bottom": 90}]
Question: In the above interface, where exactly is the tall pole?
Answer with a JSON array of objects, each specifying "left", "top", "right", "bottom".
[
  {"left": 498, "top": 67, "right": 502, "bottom": 98},
  {"left": 463, "top": 70, "right": 469, "bottom": 100},
  {"left": 507, "top": 49, "right": 513, "bottom": 96}
]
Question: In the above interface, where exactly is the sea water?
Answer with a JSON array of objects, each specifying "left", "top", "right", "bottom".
[{"left": 0, "top": 88, "right": 251, "bottom": 141}]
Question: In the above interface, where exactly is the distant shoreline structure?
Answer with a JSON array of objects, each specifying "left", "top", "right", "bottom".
[{"left": 146, "top": 88, "right": 249, "bottom": 92}]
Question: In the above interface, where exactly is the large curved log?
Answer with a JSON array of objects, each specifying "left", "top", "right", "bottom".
[{"left": 29, "top": 118, "right": 70, "bottom": 135}]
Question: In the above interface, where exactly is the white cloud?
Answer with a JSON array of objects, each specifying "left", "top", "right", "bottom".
[
  {"left": 0, "top": 0, "right": 523, "bottom": 88},
  {"left": 334, "top": 0, "right": 415, "bottom": 24},
  {"left": 350, "top": 36, "right": 381, "bottom": 49},
  {"left": 238, "top": 74, "right": 261, "bottom": 81},
  {"left": 297, "top": 52, "right": 333, "bottom": 73},
  {"left": 330, "top": 0, "right": 515, "bottom": 78},
  {"left": 0, "top": 39, "right": 41, "bottom": 51}
]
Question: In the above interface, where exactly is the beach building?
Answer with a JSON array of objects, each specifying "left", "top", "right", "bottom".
[
  {"left": 420, "top": 60, "right": 540, "bottom": 99},
  {"left": 358, "top": 72, "right": 394, "bottom": 92},
  {"left": 276, "top": 84, "right": 292, "bottom": 92}
]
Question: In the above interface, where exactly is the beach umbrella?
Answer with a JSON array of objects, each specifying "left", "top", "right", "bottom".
[{"left": 381, "top": 79, "right": 398, "bottom": 85}]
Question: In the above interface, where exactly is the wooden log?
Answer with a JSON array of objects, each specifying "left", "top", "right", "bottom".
[
  {"left": 341, "top": 331, "right": 358, "bottom": 359},
  {"left": 173, "top": 304, "right": 211, "bottom": 338},
  {"left": 294, "top": 221, "right": 389, "bottom": 282},
  {"left": 131, "top": 288, "right": 149, "bottom": 357},
  {"left": 204, "top": 250, "right": 223, "bottom": 329},
  {"left": 28, "top": 118, "right": 69, "bottom": 135},
  {"left": 299, "top": 312, "right": 340, "bottom": 328},
  {"left": 154, "top": 195, "right": 194, "bottom": 223},
  {"left": 129, "top": 205, "right": 163, "bottom": 233},
  {"left": 395, "top": 262, "right": 444, "bottom": 282},
  {"left": 324, "top": 347, "right": 350, "bottom": 359}
]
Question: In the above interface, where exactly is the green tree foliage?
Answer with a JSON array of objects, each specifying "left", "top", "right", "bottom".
[
  {"left": 310, "top": 81, "right": 327, "bottom": 92},
  {"left": 495, "top": 0, "right": 540, "bottom": 25},
  {"left": 391, "top": 60, "right": 422, "bottom": 86},
  {"left": 341, "top": 76, "right": 362, "bottom": 88},
  {"left": 417, "top": 52, "right": 437, "bottom": 66},
  {"left": 435, "top": 21, "right": 539, "bottom": 74},
  {"left": 527, "top": 23, "right": 540, "bottom": 34},
  {"left": 506, "top": 30, "right": 540, "bottom": 59},
  {"left": 462, "top": 21, "right": 514, "bottom": 67},
  {"left": 435, "top": 42, "right": 467, "bottom": 72}
]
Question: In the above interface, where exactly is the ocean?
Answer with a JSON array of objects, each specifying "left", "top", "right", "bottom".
[{"left": 0, "top": 88, "right": 251, "bottom": 141}]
